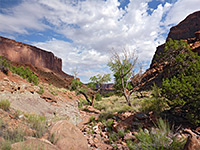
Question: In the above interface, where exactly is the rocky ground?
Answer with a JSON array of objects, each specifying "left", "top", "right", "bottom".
[{"left": 0, "top": 70, "right": 200, "bottom": 150}]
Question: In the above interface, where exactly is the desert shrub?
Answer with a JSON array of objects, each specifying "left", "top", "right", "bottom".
[
  {"left": 0, "top": 57, "right": 10, "bottom": 75},
  {"left": 2, "top": 128, "right": 25, "bottom": 143},
  {"left": 70, "top": 79, "right": 82, "bottom": 91},
  {"left": 89, "top": 115, "right": 96, "bottom": 124},
  {"left": 0, "top": 140, "right": 11, "bottom": 150},
  {"left": 0, "top": 57, "right": 39, "bottom": 85},
  {"left": 103, "top": 91, "right": 115, "bottom": 97},
  {"left": 25, "top": 113, "right": 47, "bottom": 138},
  {"left": 37, "top": 86, "right": 44, "bottom": 95},
  {"left": 95, "top": 93, "right": 102, "bottom": 101},
  {"left": 87, "top": 82, "right": 96, "bottom": 90},
  {"left": 141, "top": 84, "right": 168, "bottom": 114},
  {"left": 129, "top": 119, "right": 186, "bottom": 150},
  {"left": 161, "top": 50, "right": 200, "bottom": 125},
  {"left": 109, "top": 129, "right": 125, "bottom": 144},
  {"left": 78, "top": 98, "right": 90, "bottom": 109},
  {"left": 98, "top": 113, "right": 114, "bottom": 123},
  {"left": 10, "top": 66, "right": 39, "bottom": 85},
  {"left": 0, "top": 99, "right": 10, "bottom": 111},
  {"left": 157, "top": 38, "right": 191, "bottom": 64}
]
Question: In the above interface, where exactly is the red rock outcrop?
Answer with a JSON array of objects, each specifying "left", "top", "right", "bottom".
[
  {"left": 0, "top": 36, "right": 72, "bottom": 79},
  {"left": 140, "top": 11, "right": 200, "bottom": 90},
  {"left": 167, "top": 11, "right": 200, "bottom": 41}
]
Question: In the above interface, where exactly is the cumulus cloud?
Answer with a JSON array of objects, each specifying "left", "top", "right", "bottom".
[
  {"left": 164, "top": 0, "right": 200, "bottom": 27},
  {"left": 34, "top": 38, "right": 110, "bottom": 82},
  {"left": 0, "top": 0, "right": 199, "bottom": 82},
  {"left": 0, "top": 1, "right": 49, "bottom": 34}
]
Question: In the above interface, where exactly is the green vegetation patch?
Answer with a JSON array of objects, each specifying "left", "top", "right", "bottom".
[
  {"left": 0, "top": 99, "right": 10, "bottom": 111},
  {"left": 0, "top": 56, "right": 39, "bottom": 85},
  {"left": 128, "top": 119, "right": 186, "bottom": 150},
  {"left": 25, "top": 113, "right": 47, "bottom": 138}
]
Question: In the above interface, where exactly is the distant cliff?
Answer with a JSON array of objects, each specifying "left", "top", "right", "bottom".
[
  {"left": 0, "top": 36, "right": 72, "bottom": 79},
  {"left": 140, "top": 11, "right": 200, "bottom": 90}
]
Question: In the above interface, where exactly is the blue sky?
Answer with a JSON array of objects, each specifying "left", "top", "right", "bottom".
[{"left": 0, "top": 0, "right": 199, "bottom": 83}]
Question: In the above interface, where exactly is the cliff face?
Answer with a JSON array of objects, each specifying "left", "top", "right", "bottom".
[
  {"left": 151, "top": 11, "right": 200, "bottom": 67},
  {"left": 140, "top": 11, "right": 200, "bottom": 90},
  {"left": 167, "top": 11, "right": 200, "bottom": 41},
  {"left": 0, "top": 36, "right": 62, "bottom": 73},
  {"left": 0, "top": 36, "right": 73, "bottom": 80}
]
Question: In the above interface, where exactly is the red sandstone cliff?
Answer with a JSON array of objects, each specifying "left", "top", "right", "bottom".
[
  {"left": 167, "top": 11, "right": 200, "bottom": 41},
  {"left": 0, "top": 36, "right": 73, "bottom": 79},
  {"left": 140, "top": 11, "right": 200, "bottom": 90}
]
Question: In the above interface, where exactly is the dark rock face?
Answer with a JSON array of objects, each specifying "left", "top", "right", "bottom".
[
  {"left": 151, "top": 11, "right": 200, "bottom": 67},
  {"left": 0, "top": 36, "right": 72, "bottom": 78},
  {"left": 140, "top": 11, "right": 200, "bottom": 90},
  {"left": 167, "top": 11, "right": 200, "bottom": 41}
]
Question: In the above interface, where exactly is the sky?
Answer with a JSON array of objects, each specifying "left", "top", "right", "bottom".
[{"left": 0, "top": 0, "right": 199, "bottom": 83}]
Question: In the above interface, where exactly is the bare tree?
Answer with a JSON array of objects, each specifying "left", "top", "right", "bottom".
[
  {"left": 108, "top": 49, "right": 143, "bottom": 106},
  {"left": 71, "top": 67, "right": 79, "bottom": 79}
]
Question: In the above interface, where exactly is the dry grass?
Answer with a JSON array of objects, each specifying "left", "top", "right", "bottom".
[{"left": 94, "top": 93, "right": 146, "bottom": 113}]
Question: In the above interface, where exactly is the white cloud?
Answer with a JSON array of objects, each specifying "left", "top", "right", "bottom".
[
  {"left": 0, "top": 1, "right": 49, "bottom": 34},
  {"left": 0, "top": 0, "right": 199, "bottom": 82},
  {"left": 164, "top": 0, "right": 200, "bottom": 27},
  {"left": 33, "top": 38, "right": 109, "bottom": 82}
]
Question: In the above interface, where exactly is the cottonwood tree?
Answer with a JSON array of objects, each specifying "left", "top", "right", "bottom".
[
  {"left": 108, "top": 49, "right": 143, "bottom": 106},
  {"left": 70, "top": 72, "right": 111, "bottom": 106},
  {"left": 88, "top": 74, "right": 111, "bottom": 105}
]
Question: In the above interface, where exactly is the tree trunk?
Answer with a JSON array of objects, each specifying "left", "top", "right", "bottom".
[
  {"left": 91, "top": 95, "right": 95, "bottom": 106},
  {"left": 124, "top": 93, "right": 132, "bottom": 106},
  {"left": 79, "top": 91, "right": 92, "bottom": 106}
]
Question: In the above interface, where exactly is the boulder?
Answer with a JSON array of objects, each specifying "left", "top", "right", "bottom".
[
  {"left": 11, "top": 137, "right": 59, "bottom": 150},
  {"left": 134, "top": 113, "right": 148, "bottom": 120},
  {"left": 184, "top": 129, "right": 200, "bottom": 150},
  {"left": 49, "top": 120, "right": 88, "bottom": 150}
]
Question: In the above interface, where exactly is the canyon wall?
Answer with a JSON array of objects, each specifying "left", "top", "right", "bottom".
[
  {"left": 140, "top": 11, "right": 200, "bottom": 90},
  {"left": 151, "top": 11, "right": 200, "bottom": 67},
  {"left": 0, "top": 36, "right": 72, "bottom": 78}
]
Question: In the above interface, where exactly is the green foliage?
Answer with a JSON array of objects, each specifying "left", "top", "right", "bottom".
[
  {"left": 159, "top": 38, "right": 192, "bottom": 63},
  {"left": 70, "top": 79, "right": 82, "bottom": 91},
  {"left": 89, "top": 74, "right": 111, "bottom": 88},
  {"left": 103, "top": 91, "right": 115, "bottom": 97},
  {"left": 87, "top": 82, "right": 96, "bottom": 90},
  {"left": 89, "top": 115, "right": 96, "bottom": 124},
  {"left": 108, "top": 50, "right": 141, "bottom": 106},
  {"left": 37, "top": 86, "right": 44, "bottom": 95},
  {"left": 109, "top": 129, "right": 125, "bottom": 143},
  {"left": 78, "top": 98, "right": 89, "bottom": 108},
  {"left": 0, "top": 57, "right": 38, "bottom": 85},
  {"left": 106, "top": 119, "right": 114, "bottom": 133},
  {"left": 10, "top": 66, "right": 39, "bottom": 85},
  {"left": 2, "top": 128, "right": 25, "bottom": 144},
  {"left": 95, "top": 93, "right": 102, "bottom": 101},
  {"left": 141, "top": 84, "right": 168, "bottom": 114},
  {"left": 0, "top": 140, "right": 11, "bottom": 150},
  {"left": 130, "top": 119, "right": 186, "bottom": 150},
  {"left": 161, "top": 50, "right": 200, "bottom": 124},
  {"left": 108, "top": 59, "right": 133, "bottom": 96},
  {"left": 0, "top": 56, "right": 10, "bottom": 75},
  {"left": 0, "top": 56, "right": 10, "bottom": 68},
  {"left": 164, "top": 38, "right": 191, "bottom": 52},
  {"left": 0, "top": 99, "right": 10, "bottom": 111}
]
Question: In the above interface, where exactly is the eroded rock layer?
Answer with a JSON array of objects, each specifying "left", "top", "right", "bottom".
[{"left": 0, "top": 36, "right": 72, "bottom": 79}]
